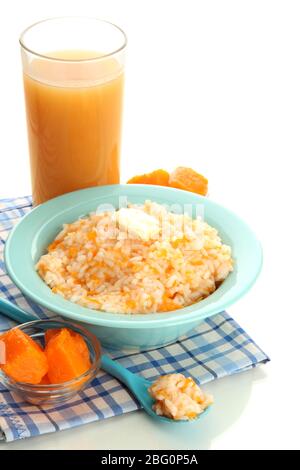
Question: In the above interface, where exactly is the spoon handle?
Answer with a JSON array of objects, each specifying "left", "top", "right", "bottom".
[
  {"left": 0, "top": 297, "right": 37, "bottom": 323},
  {"left": 101, "top": 354, "right": 137, "bottom": 389}
]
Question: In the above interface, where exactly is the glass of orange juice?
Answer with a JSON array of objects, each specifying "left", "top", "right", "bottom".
[{"left": 20, "top": 17, "right": 126, "bottom": 205}]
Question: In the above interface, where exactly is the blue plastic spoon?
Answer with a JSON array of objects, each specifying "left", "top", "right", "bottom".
[{"left": 0, "top": 297, "right": 210, "bottom": 423}]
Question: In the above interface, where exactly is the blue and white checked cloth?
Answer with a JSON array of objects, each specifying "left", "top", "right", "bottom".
[{"left": 0, "top": 196, "right": 269, "bottom": 442}]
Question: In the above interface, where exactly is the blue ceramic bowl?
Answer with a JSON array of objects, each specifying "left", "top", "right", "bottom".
[{"left": 4, "top": 185, "right": 262, "bottom": 350}]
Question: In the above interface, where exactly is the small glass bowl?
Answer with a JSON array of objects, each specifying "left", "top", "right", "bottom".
[{"left": 0, "top": 319, "right": 101, "bottom": 405}]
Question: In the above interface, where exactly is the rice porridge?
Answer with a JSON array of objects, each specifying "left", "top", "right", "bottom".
[
  {"left": 148, "top": 373, "right": 213, "bottom": 420},
  {"left": 36, "top": 201, "right": 233, "bottom": 314}
]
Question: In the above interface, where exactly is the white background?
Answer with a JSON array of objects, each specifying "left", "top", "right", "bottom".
[{"left": 0, "top": 0, "right": 299, "bottom": 450}]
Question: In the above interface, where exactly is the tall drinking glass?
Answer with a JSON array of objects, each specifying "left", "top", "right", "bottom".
[{"left": 20, "top": 17, "right": 126, "bottom": 205}]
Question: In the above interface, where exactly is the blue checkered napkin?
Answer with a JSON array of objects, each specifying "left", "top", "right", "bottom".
[{"left": 0, "top": 197, "right": 270, "bottom": 442}]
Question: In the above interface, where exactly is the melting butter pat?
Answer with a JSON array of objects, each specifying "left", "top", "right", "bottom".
[{"left": 117, "top": 208, "right": 160, "bottom": 241}]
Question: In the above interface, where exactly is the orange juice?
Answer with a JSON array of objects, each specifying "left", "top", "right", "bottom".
[{"left": 23, "top": 50, "right": 124, "bottom": 205}]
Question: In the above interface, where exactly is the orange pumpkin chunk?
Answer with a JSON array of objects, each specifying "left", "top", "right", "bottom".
[
  {"left": 159, "top": 296, "right": 180, "bottom": 312},
  {"left": 0, "top": 328, "right": 48, "bottom": 384},
  {"left": 169, "top": 167, "right": 208, "bottom": 196},
  {"left": 45, "top": 328, "right": 90, "bottom": 365},
  {"left": 39, "top": 374, "right": 51, "bottom": 385},
  {"left": 127, "top": 169, "right": 170, "bottom": 186},
  {"left": 44, "top": 328, "right": 60, "bottom": 345},
  {"left": 45, "top": 328, "right": 91, "bottom": 384}
]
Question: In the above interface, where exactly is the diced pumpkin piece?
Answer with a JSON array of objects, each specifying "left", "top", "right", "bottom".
[
  {"left": 45, "top": 328, "right": 90, "bottom": 364},
  {"left": 45, "top": 329, "right": 60, "bottom": 345},
  {"left": 39, "top": 374, "right": 51, "bottom": 385},
  {"left": 159, "top": 295, "right": 180, "bottom": 312},
  {"left": 48, "top": 239, "right": 61, "bottom": 252},
  {"left": 127, "top": 169, "right": 170, "bottom": 186},
  {"left": 45, "top": 328, "right": 91, "bottom": 384},
  {"left": 69, "top": 331, "right": 91, "bottom": 365},
  {"left": 169, "top": 167, "right": 208, "bottom": 196},
  {"left": 0, "top": 328, "right": 48, "bottom": 384}
]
